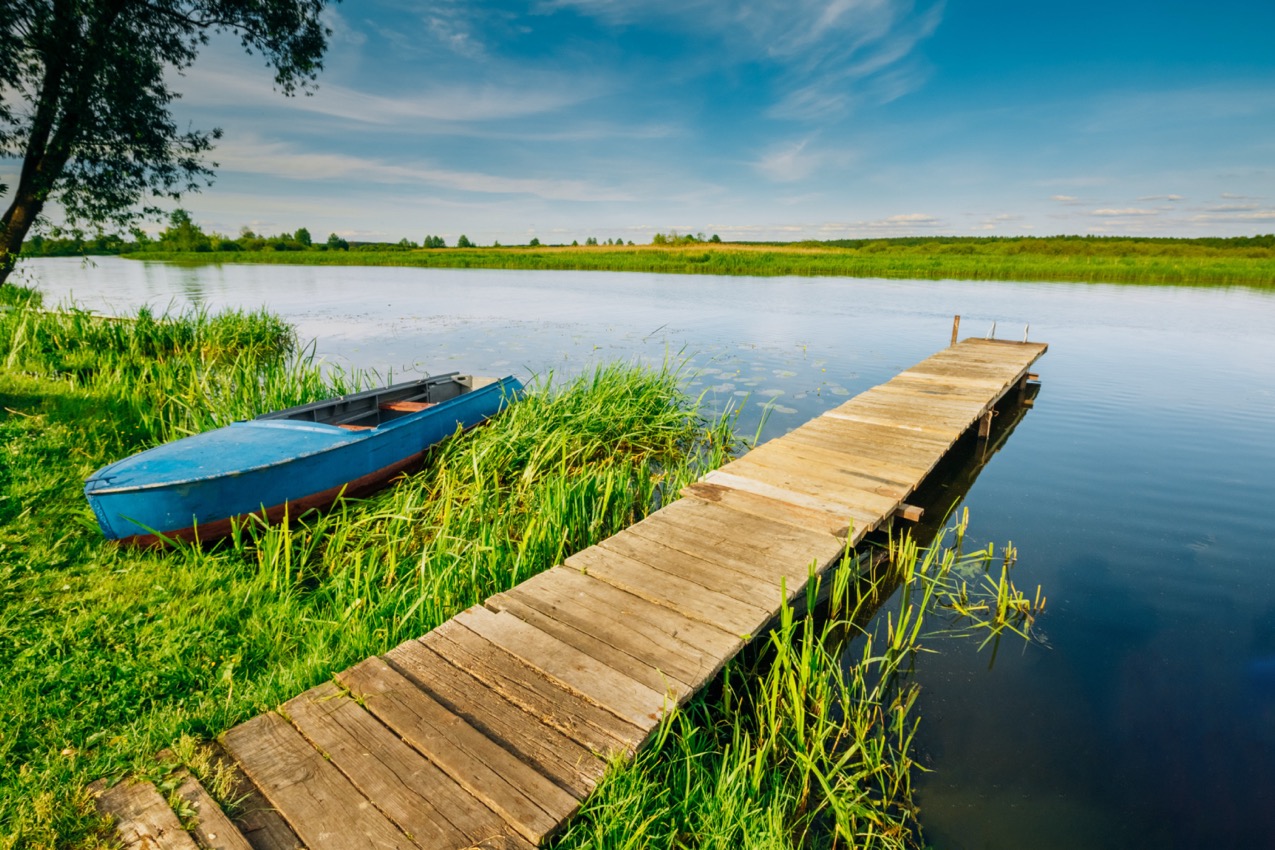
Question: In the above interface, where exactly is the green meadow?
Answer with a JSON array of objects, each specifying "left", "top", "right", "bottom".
[
  {"left": 124, "top": 236, "right": 1275, "bottom": 287},
  {"left": 0, "top": 284, "right": 1041, "bottom": 849}
]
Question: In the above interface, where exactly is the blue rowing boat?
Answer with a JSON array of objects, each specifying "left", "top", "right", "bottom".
[{"left": 84, "top": 372, "right": 524, "bottom": 546}]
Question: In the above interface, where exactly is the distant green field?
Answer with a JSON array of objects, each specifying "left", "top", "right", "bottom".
[{"left": 125, "top": 238, "right": 1275, "bottom": 287}]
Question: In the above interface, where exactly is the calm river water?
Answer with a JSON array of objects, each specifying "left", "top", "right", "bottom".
[{"left": 20, "top": 257, "right": 1275, "bottom": 848}]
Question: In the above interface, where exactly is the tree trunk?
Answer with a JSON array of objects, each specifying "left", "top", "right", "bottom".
[{"left": 0, "top": 194, "right": 46, "bottom": 288}]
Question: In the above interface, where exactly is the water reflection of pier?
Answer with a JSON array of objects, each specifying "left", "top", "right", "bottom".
[{"left": 93, "top": 337, "right": 1048, "bottom": 850}]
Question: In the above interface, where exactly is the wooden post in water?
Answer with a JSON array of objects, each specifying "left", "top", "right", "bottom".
[
  {"left": 951, "top": 315, "right": 961, "bottom": 346},
  {"left": 978, "top": 410, "right": 994, "bottom": 439}
]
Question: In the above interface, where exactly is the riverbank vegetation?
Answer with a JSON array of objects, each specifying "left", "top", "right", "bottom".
[
  {"left": 136, "top": 237, "right": 1269, "bottom": 286},
  {"left": 0, "top": 286, "right": 1043, "bottom": 848},
  {"left": 21, "top": 210, "right": 1275, "bottom": 286}
]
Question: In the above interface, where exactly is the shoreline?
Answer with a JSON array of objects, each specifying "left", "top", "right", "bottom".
[{"left": 108, "top": 243, "right": 1275, "bottom": 287}]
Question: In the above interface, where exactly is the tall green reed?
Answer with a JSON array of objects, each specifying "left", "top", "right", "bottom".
[
  {"left": 0, "top": 291, "right": 736, "bottom": 848},
  {"left": 552, "top": 513, "right": 1045, "bottom": 850}
]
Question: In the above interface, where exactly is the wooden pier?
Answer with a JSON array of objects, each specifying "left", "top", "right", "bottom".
[{"left": 92, "top": 337, "right": 1048, "bottom": 850}]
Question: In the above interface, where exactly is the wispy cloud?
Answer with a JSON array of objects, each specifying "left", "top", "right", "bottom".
[
  {"left": 751, "top": 137, "right": 857, "bottom": 182},
  {"left": 199, "top": 73, "right": 595, "bottom": 125},
  {"left": 1090, "top": 208, "right": 1160, "bottom": 216},
  {"left": 549, "top": 0, "right": 943, "bottom": 121},
  {"left": 1192, "top": 209, "right": 1275, "bottom": 222},
  {"left": 215, "top": 136, "right": 633, "bottom": 202}
]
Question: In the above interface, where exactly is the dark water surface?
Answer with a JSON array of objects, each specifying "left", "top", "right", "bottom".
[{"left": 21, "top": 257, "right": 1275, "bottom": 848}]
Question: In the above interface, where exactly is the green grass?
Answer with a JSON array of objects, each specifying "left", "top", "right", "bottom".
[
  {"left": 0, "top": 285, "right": 1045, "bottom": 849},
  {"left": 0, "top": 288, "right": 736, "bottom": 847},
  {"left": 122, "top": 237, "right": 1275, "bottom": 287}
]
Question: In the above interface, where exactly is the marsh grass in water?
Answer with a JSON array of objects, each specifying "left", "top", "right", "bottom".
[
  {"left": 0, "top": 288, "right": 1045, "bottom": 849},
  {"left": 551, "top": 512, "right": 1045, "bottom": 850}
]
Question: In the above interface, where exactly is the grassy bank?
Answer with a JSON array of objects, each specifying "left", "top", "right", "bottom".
[
  {"left": 0, "top": 286, "right": 1043, "bottom": 848},
  {"left": 122, "top": 237, "right": 1275, "bottom": 287}
]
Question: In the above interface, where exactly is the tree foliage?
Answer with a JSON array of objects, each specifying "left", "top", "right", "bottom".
[{"left": 0, "top": 0, "right": 332, "bottom": 284}]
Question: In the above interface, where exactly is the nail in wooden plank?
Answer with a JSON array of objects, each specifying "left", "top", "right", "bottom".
[
  {"left": 337, "top": 657, "right": 577, "bottom": 845},
  {"left": 453, "top": 604, "right": 671, "bottom": 737},
  {"left": 221, "top": 712, "right": 418, "bottom": 850},
  {"left": 422, "top": 618, "right": 643, "bottom": 756},
  {"left": 563, "top": 541, "right": 774, "bottom": 635},
  {"left": 283, "top": 681, "right": 529, "bottom": 850},
  {"left": 384, "top": 638, "right": 608, "bottom": 801}
]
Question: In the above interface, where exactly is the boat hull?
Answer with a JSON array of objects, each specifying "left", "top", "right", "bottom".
[{"left": 84, "top": 376, "right": 522, "bottom": 546}]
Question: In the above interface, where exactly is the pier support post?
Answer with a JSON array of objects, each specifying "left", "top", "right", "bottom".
[
  {"left": 950, "top": 315, "right": 961, "bottom": 347},
  {"left": 978, "top": 410, "right": 993, "bottom": 439}
]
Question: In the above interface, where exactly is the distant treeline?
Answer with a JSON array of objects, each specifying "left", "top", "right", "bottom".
[
  {"left": 21, "top": 214, "right": 1275, "bottom": 261},
  {"left": 19, "top": 209, "right": 652, "bottom": 258}
]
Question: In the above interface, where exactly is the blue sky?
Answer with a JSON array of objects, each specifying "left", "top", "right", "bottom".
[{"left": 26, "top": 0, "right": 1275, "bottom": 243}]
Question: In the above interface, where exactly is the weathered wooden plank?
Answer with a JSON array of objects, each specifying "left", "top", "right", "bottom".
[
  {"left": 803, "top": 413, "right": 951, "bottom": 451},
  {"left": 594, "top": 528, "right": 787, "bottom": 610},
  {"left": 282, "top": 681, "right": 530, "bottom": 850},
  {"left": 775, "top": 429, "right": 939, "bottom": 480},
  {"left": 221, "top": 712, "right": 417, "bottom": 850},
  {"left": 842, "top": 392, "right": 982, "bottom": 425},
  {"left": 755, "top": 434, "right": 930, "bottom": 483},
  {"left": 484, "top": 594, "right": 694, "bottom": 698},
  {"left": 336, "top": 658, "right": 574, "bottom": 846},
  {"left": 173, "top": 770, "right": 255, "bottom": 850},
  {"left": 729, "top": 444, "right": 911, "bottom": 503},
  {"left": 206, "top": 743, "right": 303, "bottom": 850},
  {"left": 903, "top": 361, "right": 1021, "bottom": 381},
  {"left": 917, "top": 349, "right": 1022, "bottom": 369},
  {"left": 623, "top": 512, "right": 821, "bottom": 594},
  {"left": 865, "top": 384, "right": 997, "bottom": 413},
  {"left": 894, "top": 370, "right": 1011, "bottom": 390},
  {"left": 679, "top": 479, "right": 854, "bottom": 540},
  {"left": 820, "top": 407, "right": 963, "bottom": 437},
  {"left": 453, "top": 604, "right": 671, "bottom": 736},
  {"left": 91, "top": 778, "right": 200, "bottom": 850},
  {"left": 716, "top": 454, "right": 903, "bottom": 516},
  {"left": 698, "top": 470, "right": 880, "bottom": 534},
  {"left": 384, "top": 638, "right": 608, "bottom": 800},
  {"left": 657, "top": 494, "right": 853, "bottom": 559},
  {"left": 421, "top": 619, "right": 643, "bottom": 756},
  {"left": 563, "top": 541, "right": 775, "bottom": 634},
  {"left": 491, "top": 566, "right": 742, "bottom": 694}
]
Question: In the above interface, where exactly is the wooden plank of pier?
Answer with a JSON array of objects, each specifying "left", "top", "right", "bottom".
[{"left": 94, "top": 338, "right": 1047, "bottom": 849}]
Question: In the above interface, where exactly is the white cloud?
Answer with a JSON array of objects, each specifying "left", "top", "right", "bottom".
[
  {"left": 752, "top": 137, "right": 857, "bottom": 182},
  {"left": 215, "top": 136, "right": 633, "bottom": 202},
  {"left": 550, "top": 0, "right": 942, "bottom": 121},
  {"left": 1205, "top": 202, "right": 1260, "bottom": 213},
  {"left": 1050, "top": 194, "right": 1081, "bottom": 203},
  {"left": 1138, "top": 194, "right": 1184, "bottom": 201},
  {"left": 213, "top": 73, "right": 592, "bottom": 124},
  {"left": 1089, "top": 208, "right": 1160, "bottom": 216}
]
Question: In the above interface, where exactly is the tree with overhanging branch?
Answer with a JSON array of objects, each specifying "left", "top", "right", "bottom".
[{"left": 0, "top": 0, "right": 333, "bottom": 287}]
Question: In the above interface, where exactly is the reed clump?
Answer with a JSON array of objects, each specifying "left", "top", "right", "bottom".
[
  {"left": 0, "top": 287, "right": 1046, "bottom": 849},
  {"left": 0, "top": 289, "right": 733, "bottom": 847},
  {"left": 551, "top": 512, "right": 1045, "bottom": 850}
]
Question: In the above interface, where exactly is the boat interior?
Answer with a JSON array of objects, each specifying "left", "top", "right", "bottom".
[{"left": 257, "top": 374, "right": 498, "bottom": 431}]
